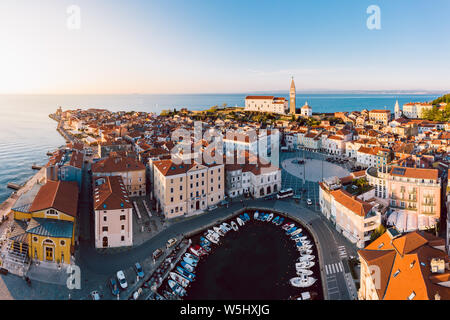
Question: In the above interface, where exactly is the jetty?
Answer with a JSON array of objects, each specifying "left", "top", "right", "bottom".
[{"left": 7, "top": 183, "right": 22, "bottom": 190}]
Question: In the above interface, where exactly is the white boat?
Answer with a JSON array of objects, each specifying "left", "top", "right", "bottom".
[
  {"left": 169, "top": 272, "right": 190, "bottom": 288},
  {"left": 168, "top": 279, "right": 187, "bottom": 296},
  {"left": 254, "top": 212, "right": 259, "bottom": 219},
  {"left": 299, "top": 249, "right": 313, "bottom": 255},
  {"left": 282, "top": 223, "right": 294, "bottom": 230},
  {"left": 296, "top": 269, "right": 313, "bottom": 276},
  {"left": 299, "top": 236, "right": 308, "bottom": 241},
  {"left": 214, "top": 226, "right": 225, "bottom": 236},
  {"left": 302, "top": 240, "right": 311, "bottom": 245},
  {"left": 290, "top": 275, "right": 317, "bottom": 288},
  {"left": 205, "top": 233, "right": 219, "bottom": 244},
  {"left": 231, "top": 221, "right": 238, "bottom": 231},
  {"left": 266, "top": 213, "right": 274, "bottom": 222},
  {"left": 296, "top": 261, "right": 315, "bottom": 269},
  {"left": 294, "top": 238, "right": 304, "bottom": 243},
  {"left": 297, "top": 255, "right": 315, "bottom": 262},
  {"left": 290, "top": 228, "right": 302, "bottom": 236},
  {"left": 222, "top": 223, "right": 232, "bottom": 232},
  {"left": 297, "top": 244, "right": 312, "bottom": 251},
  {"left": 237, "top": 217, "right": 244, "bottom": 226}
]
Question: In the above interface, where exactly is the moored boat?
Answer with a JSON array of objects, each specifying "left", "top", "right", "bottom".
[
  {"left": 168, "top": 279, "right": 187, "bottom": 296},
  {"left": 266, "top": 213, "right": 274, "bottom": 222},
  {"left": 176, "top": 266, "right": 196, "bottom": 281},
  {"left": 205, "top": 233, "right": 219, "bottom": 244},
  {"left": 286, "top": 226, "right": 298, "bottom": 235},
  {"left": 231, "top": 221, "right": 238, "bottom": 231},
  {"left": 296, "top": 260, "right": 315, "bottom": 269},
  {"left": 244, "top": 213, "right": 250, "bottom": 221},
  {"left": 297, "top": 255, "right": 315, "bottom": 262},
  {"left": 296, "top": 269, "right": 313, "bottom": 276},
  {"left": 290, "top": 228, "right": 303, "bottom": 236},
  {"left": 180, "top": 261, "right": 195, "bottom": 273},
  {"left": 254, "top": 212, "right": 259, "bottom": 220},
  {"left": 237, "top": 217, "right": 244, "bottom": 226},
  {"left": 290, "top": 276, "right": 317, "bottom": 288},
  {"left": 183, "top": 256, "right": 198, "bottom": 267},
  {"left": 272, "top": 216, "right": 280, "bottom": 224},
  {"left": 276, "top": 217, "right": 284, "bottom": 225},
  {"left": 169, "top": 272, "right": 190, "bottom": 288},
  {"left": 213, "top": 226, "right": 225, "bottom": 236}
]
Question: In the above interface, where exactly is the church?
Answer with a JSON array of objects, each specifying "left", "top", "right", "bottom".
[{"left": 244, "top": 77, "right": 312, "bottom": 117}]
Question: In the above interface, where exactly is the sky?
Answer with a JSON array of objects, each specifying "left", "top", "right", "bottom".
[{"left": 0, "top": 0, "right": 449, "bottom": 94}]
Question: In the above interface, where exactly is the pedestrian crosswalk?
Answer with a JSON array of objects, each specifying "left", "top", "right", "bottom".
[
  {"left": 325, "top": 262, "right": 344, "bottom": 275},
  {"left": 337, "top": 246, "right": 347, "bottom": 259}
]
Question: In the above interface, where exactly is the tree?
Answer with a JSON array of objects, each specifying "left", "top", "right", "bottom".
[{"left": 370, "top": 224, "right": 387, "bottom": 242}]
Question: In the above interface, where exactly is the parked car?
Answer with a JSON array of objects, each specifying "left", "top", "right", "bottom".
[
  {"left": 109, "top": 277, "right": 120, "bottom": 296},
  {"left": 219, "top": 200, "right": 229, "bottom": 207},
  {"left": 307, "top": 199, "right": 313, "bottom": 206},
  {"left": 134, "top": 262, "right": 145, "bottom": 278},
  {"left": 264, "top": 194, "right": 276, "bottom": 201},
  {"left": 90, "top": 291, "right": 101, "bottom": 300},
  {"left": 152, "top": 248, "right": 163, "bottom": 260},
  {"left": 166, "top": 238, "right": 177, "bottom": 249},
  {"left": 116, "top": 270, "right": 128, "bottom": 289},
  {"left": 207, "top": 205, "right": 218, "bottom": 211}
]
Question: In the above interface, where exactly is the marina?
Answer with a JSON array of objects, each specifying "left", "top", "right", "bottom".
[{"left": 154, "top": 209, "right": 323, "bottom": 300}]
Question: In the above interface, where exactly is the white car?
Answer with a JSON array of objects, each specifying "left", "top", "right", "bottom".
[
  {"left": 207, "top": 205, "right": 218, "bottom": 211},
  {"left": 166, "top": 238, "right": 177, "bottom": 249},
  {"left": 90, "top": 291, "right": 101, "bottom": 300},
  {"left": 306, "top": 199, "right": 313, "bottom": 206},
  {"left": 116, "top": 270, "right": 128, "bottom": 289}
]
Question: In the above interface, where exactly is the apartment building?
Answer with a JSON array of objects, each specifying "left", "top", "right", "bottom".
[
  {"left": 358, "top": 228, "right": 450, "bottom": 300},
  {"left": 152, "top": 159, "right": 225, "bottom": 219},
  {"left": 369, "top": 110, "right": 391, "bottom": 126},
  {"left": 92, "top": 154, "right": 147, "bottom": 197},
  {"left": 93, "top": 176, "right": 133, "bottom": 248},
  {"left": 387, "top": 166, "right": 441, "bottom": 232},
  {"left": 319, "top": 177, "right": 381, "bottom": 248}
]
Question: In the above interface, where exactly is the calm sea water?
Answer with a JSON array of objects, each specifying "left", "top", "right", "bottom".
[{"left": 0, "top": 93, "right": 439, "bottom": 203}]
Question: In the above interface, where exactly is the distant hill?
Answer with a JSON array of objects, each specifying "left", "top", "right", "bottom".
[{"left": 432, "top": 93, "right": 450, "bottom": 105}]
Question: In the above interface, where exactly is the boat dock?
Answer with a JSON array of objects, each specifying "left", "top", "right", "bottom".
[{"left": 6, "top": 183, "right": 22, "bottom": 190}]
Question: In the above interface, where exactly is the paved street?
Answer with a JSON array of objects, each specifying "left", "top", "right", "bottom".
[{"left": 0, "top": 149, "right": 359, "bottom": 300}]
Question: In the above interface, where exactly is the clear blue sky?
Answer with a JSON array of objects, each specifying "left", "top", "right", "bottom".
[{"left": 0, "top": 0, "right": 449, "bottom": 94}]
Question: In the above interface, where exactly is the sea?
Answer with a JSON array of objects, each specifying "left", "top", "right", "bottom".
[{"left": 0, "top": 93, "right": 440, "bottom": 203}]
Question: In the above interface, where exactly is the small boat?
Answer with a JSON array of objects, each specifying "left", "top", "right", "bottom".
[
  {"left": 299, "top": 249, "right": 313, "bottom": 255},
  {"left": 168, "top": 279, "right": 187, "bottom": 296},
  {"left": 294, "top": 238, "right": 305, "bottom": 243},
  {"left": 220, "top": 224, "right": 228, "bottom": 234},
  {"left": 200, "top": 236, "right": 211, "bottom": 246},
  {"left": 201, "top": 245, "right": 211, "bottom": 253},
  {"left": 297, "top": 245, "right": 313, "bottom": 251},
  {"left": 237, "top": 217, "right": 244, "bottom": 226},
  {"left": 254, "top": 212, "right": 259, "bottom": 220},
  {"left": 189, "top": 245, "right": 206, "bottom": 257},
  {"left": 296, "top": 269, "right": 313, "bottom": 276},
  {"left": 260, "top": 213, "right": 267, "bottom": 221},
  {"left": 299, "top": 236, "right": 308, "bottom": 241},
  {"left": 290, "top": 228, "right": 303, "bottom": 236},
  {"left": 223, "top": 223, "right": 232, "bottom": 232},
  {"left": 272, "top": 216, "right": 280, "bottom": 224},
  {"left": 296, "top": 261, "right": 315, "bottom": 269},
  {"left": 286, "top": 226, "right": 298, "bottom": 235},
  {"left": 183, "top": 256, "right": 198, "bottom": 267},
  {"left": 205, "top": 233, "right": 219, "bottom": 244},
  {"left": 282, "top": 223, "right": 295, "bottom": 230},
  {"left": 276, "top": 217, "right": 284, "bottom": 226},
  {"left": 266, "top": 213, "right": 274, "bottom": 222},
  {"left": 231, "top": 221, "right": 238, "bottom": 231},
  {"left": 291, "top": 234, "right": 303, "bottom": 240},
  {"left": 290, "top": 276, "right": 317, "bottom": 288},
  {"left": 169, "top": 272, "right": 190, "bottom": 288},
  {"left": 297, "top": 255, "right": 315, "bottom": 262},
  {"left": 244, "top": 213, "right": 250, "bottom": 221},
  {"left": 213, "top": 226, "right": 225, "bottom": 236},
  {"left": 180, "top": 261, "right": 195, "bottom": 273},
  {"left": 176, "top": 266, "right": 196, "bottom": 281},
  {"left": 184, "top": 253, "right": 199, "bottom": 263}
]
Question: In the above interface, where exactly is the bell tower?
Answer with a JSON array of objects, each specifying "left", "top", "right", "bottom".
[{"left": 290, "top": 77, "right": 296, "bottom": 115}]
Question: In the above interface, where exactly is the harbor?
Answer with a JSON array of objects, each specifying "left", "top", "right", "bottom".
[{"left": 152, "top": 209, "right": 323, "bottom": 300}]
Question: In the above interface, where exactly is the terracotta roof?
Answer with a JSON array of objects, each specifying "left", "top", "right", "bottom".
[
  {"left": 330, "top": 189, "right": 373, "bottom": 217},
  {"left": 92, "top": 155, "right": 145, "bottom": 173},
  {"left": 153, "top": 159, "right": 195, "bottom": 176},
  {"left": 93, "top": 176, "right": 132, "bottom": 211},
  {"left": 389, "top": 166, "right": 439, "bottom": 181},
  {"left": 245, "top": 96, "right": 275, "bottom": 100},
  {"left": 29, "top": 181, "right": 79, "bottom": 217}
]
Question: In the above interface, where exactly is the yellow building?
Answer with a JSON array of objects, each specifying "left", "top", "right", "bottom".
[{"left": 9, "top": 180, "right": 78, "bottom": 265}]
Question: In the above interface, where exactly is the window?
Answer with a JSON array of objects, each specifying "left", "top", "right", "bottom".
[
  {"left": 393, "top": 269, "right": 401, "bottom": 277},
  {"left": 121, "top": 225, "right": 124, "bottom": 230},
  {"left": 103, "top": 216, "right": 107, "bottom": 222},
  {"left": 407, "top": 291, "right": 416, "bottom": 300},
  {"left": 121, "top": 236, "right": 125, "bottom": 241},
  {"left": 120, "top": 215, "right": 126, "bottom": 220},
  {"left": 102, "top": 226, "right": 108, "bottom": 232},
  {"left": 60, "top": 240, "right": 65, "bottom": 246}
]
